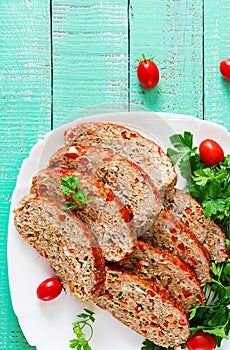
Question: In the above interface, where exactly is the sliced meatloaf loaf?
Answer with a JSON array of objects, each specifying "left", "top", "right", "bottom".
[
  {"left": 141, "top": 210, "right": 211, "bottom": 285},
  {"left": 164, "top": 188, "right": 227, "bottom": 263},
  {"left": 48, "top": 145, "right": 162, "bottom": 236},
  {"left": 30, "top": 167, "right": 136, "bottom": 262},
  {"left": 95, "top": 267, "right": 190, "bottom": 348},
  {"left": 113, "top": 241, "right": 205, "bottom": 311},
  {"left": 63, "top": 122, "right": 177, "bottom": 194},
  {"left": 14, "top": 194, "right": 105, "bottom": 300}
]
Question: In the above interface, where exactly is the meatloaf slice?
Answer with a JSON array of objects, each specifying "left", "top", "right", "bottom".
[
  {"left": 165, "top": 189, "right": 227, "bottom": 263},
  {"left": 30, "top": 167, "right": 136, "bottom": 262},
  {"left": 95, "top": 267, "right": 190, "bottom": 348},
  {"left": 14, "top": 194, "right": 105, "bottom": 300},
  {"left": 141, "top": 210, "right": 211, "bottom": 285},
  {"left": 63, "top": 122, "right": 177, "bottom": 194},
  {"left": 48, "top": 145, "right": 162, "bottom": 236},
  {"left": 113, "top": 241, "right": 205, "bottom": 311}
]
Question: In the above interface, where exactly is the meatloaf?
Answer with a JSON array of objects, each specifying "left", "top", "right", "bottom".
[
  {"left": 113, "top": 240, "right": 205, "bottom": 311},
  {"left": 141, "top": 210, "right": 211, "bottom": 285},
  {"left": 48, "top": 145, "right": 162, "bottom": 236},
  {"left": 14, "top": 194, "right": 105, "bottom": 300},
  {"left": 30, "top": 167, "right": 136, "bottom": 262},
  {"left": 95, "top": 267, "right": 190, "bottom": 348},
  {"left": 63, "top": 122, "right": 177, "bottom": 194},
  {"left": 164, "top": 188, "right": 227, "bottom": 263}
]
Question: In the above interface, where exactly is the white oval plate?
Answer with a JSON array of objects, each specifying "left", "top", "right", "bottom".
[{"left": 8, "top": 112, "right": 230, "bottom": 350}]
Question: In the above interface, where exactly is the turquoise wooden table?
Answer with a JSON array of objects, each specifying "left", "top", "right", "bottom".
[{"left": 1, "top": 0, "right": 230, "bottom": 348}]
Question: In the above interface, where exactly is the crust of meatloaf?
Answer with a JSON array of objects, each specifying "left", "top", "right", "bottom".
[
  {"left": 112, "top": 240, "right": 205, "bottom": 311},
  {"left": 30, "top": 167, "right": 136, "bottom": 262},
  {"left": 14, "top": 194, "right": 105, "bottom": 300},
  {"left": 141, "top": 210, "right": 211, "bottom": 285},
  {"left": 165, "top": 188, "right": 227, "bottom": 263},
  {"left": 95, "top": 267, "right": 190, "bottom": 348},
  {"left": 48, "top": 145, "right": 162, "bottom": 236},
  {"left": 63, "top": 122, "right": 177, "bottom": 194}
]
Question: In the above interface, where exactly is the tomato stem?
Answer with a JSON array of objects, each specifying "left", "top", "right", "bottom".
[
  {"left": 136, "top": 53, "right": 154, "bottom": 63},
  {"left": 142, "top": 52, "right": 147, "bottom": 61}
]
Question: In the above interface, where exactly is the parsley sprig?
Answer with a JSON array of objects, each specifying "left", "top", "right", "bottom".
[
  {"left": 61, "top": 176, "right": 93, "bottom": 210},
  {"left": 142, "top": 133, "right": 230, "bottom": 350},
  {"left": 69, "top": 308, "right": 95, "bottom": 350},
  {"left": 166, "top": 131, "right": 230, "bottom": 349},
  {"left": 189, "top": 257, "right": 230, "bottom": 347},
  {"left": 166, "top": 131, "right": 203, "bottom": 180}
]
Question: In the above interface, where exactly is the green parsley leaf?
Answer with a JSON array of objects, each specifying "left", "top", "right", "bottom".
[
  {"left": 178, "top": 152, "right": 193, "bottom": 180},
  {"left": 61, "top": 176, "right": 93, "bottom": 210},
  {"left": 202, "top": 198, "right": 226, "bottom": 219},
  {"left": 61, "top": 176, "right": 80, "bottom": 195},
  {"left": 61, "top": 203, "right": 76, "bottom": 211},
  {"left": 205, "top": 326, "right": 229, "bottom": 339},
  {"left": 170, "top": 131, "right": 193, "bottom": 150},
  {"left": 166, "top": 148, "right": 182, "bottom": 166},
  {"left": 192, "top": 167, "right": 227, "bottom": 187},
  {"left": 69, "top": 309, "right": 95, "bottom": 350},
  {"left": 74, "top": 188, "right": 93, "bottom": 208},
  {"left": 77, "top": 309, "right": 95, "bottom": 323},
  {"left": 167, "top": 132, "right": 201, "bottom": 180}
]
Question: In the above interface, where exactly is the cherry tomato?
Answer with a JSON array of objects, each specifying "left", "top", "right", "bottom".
[
  {"left": 137, "top": 53, "right": 159, "bottom": 89},
  {"left": 36, "top": 277, "right": 62, "bottom": 301},
  {"left": 220, "top": 58, "right": 230, "bottom": 81},
  {"left": 199, "top": 139, "right": 224, "bottom": 166},
  {"left": 186, "top": 330, "right": 216, "bottom": 350}
]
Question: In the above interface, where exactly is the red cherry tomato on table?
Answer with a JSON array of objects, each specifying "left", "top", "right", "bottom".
[
  {"left": 199, "top": 139, "right": 224, "bottom": 166},
  {"left": 137, "top": 53, "right": 160, "bottom": 89},
  {"left": 36, "top": 277, "right": 62, "bottom": 301},
  {"left": 186, "top": 330, "right": 216, "bottom": 350},
  {"left": 220, "top": 58, "right": 230, "bottom": 81}
]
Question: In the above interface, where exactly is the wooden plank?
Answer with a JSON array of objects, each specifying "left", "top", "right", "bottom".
[
  {"left": 0, "top": 0, "right": 51, "bottom": 348},
  {"left": 52, "top": 0, "right": 129, "bottom": 127},
  {"left": 130, "top": 0, "right": 204, "bottom": 118},
  {"left": 204, "top": 1, "right": 230, "bottom": 130}
]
